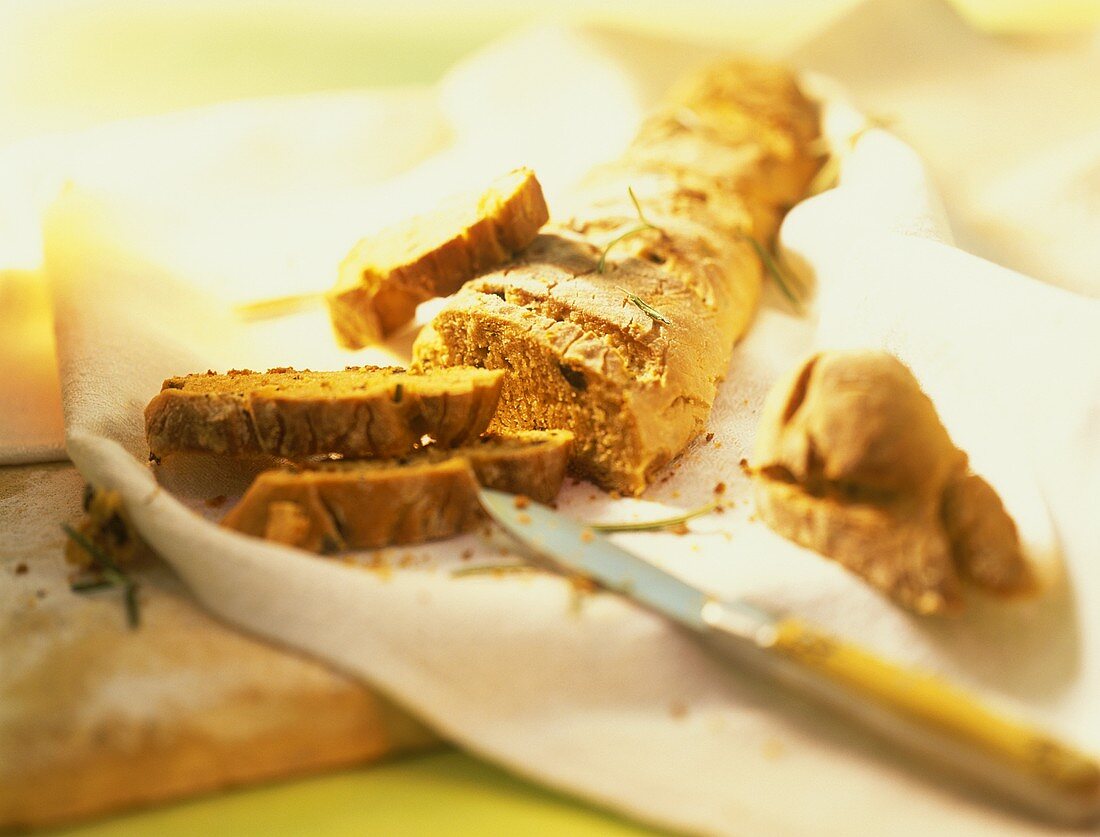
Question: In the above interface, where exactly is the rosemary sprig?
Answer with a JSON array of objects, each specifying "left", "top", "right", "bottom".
[
  {"left": 739, "top": 234, "right": 804, "bottom": 312},
  {"left": 588, "top": 500, "right": 719, "bottom": 533},
  {"left": 124, "top": 584, "right": 141, "bottom": 627},
  {"left": 233, "top": 291, "right": 324, "bottom": 321},
  {"left": 63, "top": 523, "right": 141, "bottom": 629},
  {"left": 451, "top": 561, "right": 534, "bottom": 578},
  {"left": 619, "top": 287, "right": 673, "bottom": 326},
  {"left": 70, "top": 579, "right": 115, "bottom": 592},
  {"left": 597, "top": 187, "right": 661, "bottom": 273}
]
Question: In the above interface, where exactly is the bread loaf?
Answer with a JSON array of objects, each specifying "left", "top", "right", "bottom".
[
  {"left": 412, "top": 61, "right": 821, "bottom": 494},
  {"left": 328, "top": 167, "right": 549, "bottom": 348},
  {"left": 221, "top": 430, "right": 573, "bottom": 551},
  {"left": 751, "top": 351, "right": 1041, "bottom": 615},
  {"left": 145, "top": 366, "right": 504, "bottom": 460}
]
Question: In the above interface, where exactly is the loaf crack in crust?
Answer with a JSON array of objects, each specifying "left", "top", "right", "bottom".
[
  {"left": 412, "top": 60, "right": 822, "bottom": 494},
  {"left": 144, "top": 366, "right": 504, "bottom": 459}
]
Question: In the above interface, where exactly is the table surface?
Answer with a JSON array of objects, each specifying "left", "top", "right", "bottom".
[{"left": 46, "top": 751, "right": 654, "bottom": 837}]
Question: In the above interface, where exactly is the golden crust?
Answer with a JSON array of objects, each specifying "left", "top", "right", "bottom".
[
  {"left": 144, "top": 366, "right": 504, "bottom": 460},
  {"left": 752, "top": 350, "right": 1033, "bottom": 614}
]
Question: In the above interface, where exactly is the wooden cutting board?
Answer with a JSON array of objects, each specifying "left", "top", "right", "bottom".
[{"left": 0, "top": 462, "right": 439, "bottom": 831}]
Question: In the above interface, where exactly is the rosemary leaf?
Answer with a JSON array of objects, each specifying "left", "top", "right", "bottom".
[
  {"left": 124, "top": 582, "right": 141, "bottom": 629},
  {"left": 598, "top": 227, "right": 652, "bottom": 273},
  {"left": 739, "top": 234, "right": 804, "bottom": 312},
  {"left": 63, "top": 523, "right": 141, "bottom": 630},
  {"left": 618, "top": 287, "right": 673, "bottom": 326},
  {"left": 62, "top": 523, "right": 124, "bottom": 573},
  {"left": 70, "top": 579, "right": 114, "bottom": 592},
  {"left": 627, "top": 186, "right": 651, "bottom": 226},
  {"left": 451, "top": 562, "right": 533, "bottom": 578},
  {"left": 589, "top": 500, "right": 719, "bottom": 533},
  {"left": 597, "top": 186, "right": 661, "bottom": 274}
]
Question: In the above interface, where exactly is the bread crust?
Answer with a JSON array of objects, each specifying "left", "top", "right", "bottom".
[
  {"left": 221, "top": 430, "right": 573, "bottom": 551},
  {"left": 327, "top": 168, "right": 549, "bottom": 348},
  {"left": 144, "top": 366, "right": 504, "bottom": 460},
  {"left": 413, "top": 60, "right": 821, "bottom": 494}
]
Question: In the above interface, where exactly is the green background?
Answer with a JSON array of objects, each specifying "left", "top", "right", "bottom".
[{"left": 50, "top": 752, "right": 655, "bottom": 836}]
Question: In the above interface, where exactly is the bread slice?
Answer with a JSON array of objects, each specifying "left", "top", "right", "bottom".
[
  {"left": 752, "top": 351, "right": 1041, "bottom": 615},
  {"left": 145, "top": 366, "right": 504, "bottom": 460},
  {"left": 220, "top": 430, "right": 573, "bottom": 552},
  {"left": 327, "top": 167, "right": 549, "bottom": 348},
  {"left": 413, "top": 60, "right": 822, "bottom": 494}
]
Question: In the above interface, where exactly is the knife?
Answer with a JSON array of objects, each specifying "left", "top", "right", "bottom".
[{"left": 477, "top": 488, "right": 1100, "bottom": 826}]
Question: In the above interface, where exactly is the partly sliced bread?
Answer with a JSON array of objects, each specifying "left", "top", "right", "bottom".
[
  {"left": 413, "top": 61, "right": 822, "bottom": 494},
  {"left": 145, "top": 366, "right": 504, "bottom": 460},
  {"left": 220, "top": 430, "right": 573, "bottom": 552},
  {"left": 328, "top": 167, "right": 549, "bottom": 348}
]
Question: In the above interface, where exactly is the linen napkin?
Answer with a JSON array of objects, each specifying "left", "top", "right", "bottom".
[{"left": 41, "top": 6, "right": 1100, "bottom": 836}]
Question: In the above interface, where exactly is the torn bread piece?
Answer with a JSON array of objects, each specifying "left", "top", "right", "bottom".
[
  {"left": 145, "top": 366, "right": 504, "bottom": 460},
  {"left": 220, "top": 430, "right": 573, "bottom": 552},
  {"left": 413, "top": 60, "right": 822, "bottom": 494},
  {"left": 751, "top": 350, "right": 1052, "bottom": 615},
  {"left": 328, "top": 167, "right": 549, "bottom": 348}
]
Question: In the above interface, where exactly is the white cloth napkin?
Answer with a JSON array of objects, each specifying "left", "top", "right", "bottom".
[{"left": 38, "top": 3, "right": 1100, "bottom": 834}]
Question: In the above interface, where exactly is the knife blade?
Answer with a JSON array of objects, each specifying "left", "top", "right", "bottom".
[{"left": 477, "top": 488, "right": 1100, "bottom": 826}]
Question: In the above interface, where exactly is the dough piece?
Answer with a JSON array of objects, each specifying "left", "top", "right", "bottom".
[
  {"left": 413, "top": 60, "right": 821, "bottom": 494},
  {"left": 328, "top": 168, "right": 549, "bottom": 348},
  {"left": 752, "top": 350, "right": 1036, "bottom": 615},
  {"left": 221, "top": 430, "right": 573, "bottom": 552},
  {"left": 144, "top": 366, "right": 504, "bottom": 460}
]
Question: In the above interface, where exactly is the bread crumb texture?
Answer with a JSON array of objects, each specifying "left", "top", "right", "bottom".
[
  {"left": 221, "top": 430, "right": 573, "bottom": 552},
  {"left": 144, "top": 366, "right": 504, "bottom": 460}
]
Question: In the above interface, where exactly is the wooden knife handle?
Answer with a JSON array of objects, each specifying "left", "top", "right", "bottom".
[{"left": 767, "top": 618, "right": 1100, "bottom": 823}]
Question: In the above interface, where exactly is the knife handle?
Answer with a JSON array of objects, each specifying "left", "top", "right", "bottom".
[{"left": 762, "top": 618, "right": 1100, "bottom": 824}]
